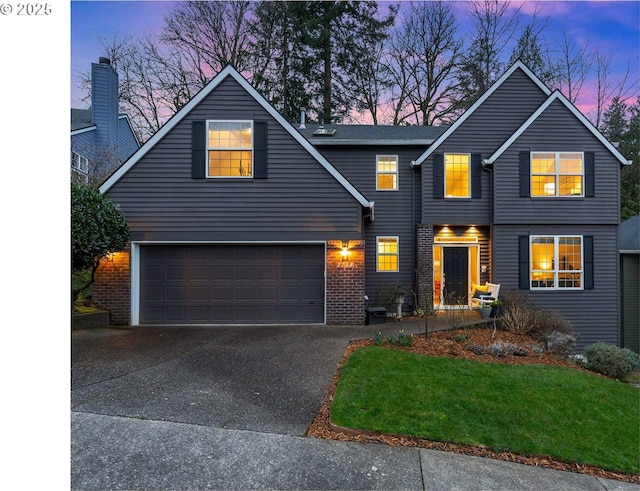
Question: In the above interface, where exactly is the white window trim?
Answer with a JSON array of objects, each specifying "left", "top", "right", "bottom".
[
  {"left": 531, "top": 151, "right": 584, "bottom": 197},
  {"left": 206, "top": 120, "right": 254, "bottom": 178},
  {"left": 376, "top": 236, "right": 399, "bottom": 272},
  {"left": 376, "top": 154, "right": 399, "bottom": 191},
  {"left": 529, "top": 235, "right": 584, "bottom": 290},
  {"left": 71, "top": 151, "right": 89, "bottom": 174},
  {"left": 444, "top": 153, "right": 471, "bottom": 199}
]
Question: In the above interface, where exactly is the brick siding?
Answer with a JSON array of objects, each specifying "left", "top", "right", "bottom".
[
  {"left": 92, "top": 251, "right": 131, "bottom": 325},
  {"left": 416, "top": 224, "right": 434, "bottom": 313},
  {"left": 326, "top": 240, "right": 366, "bottom": 324}
]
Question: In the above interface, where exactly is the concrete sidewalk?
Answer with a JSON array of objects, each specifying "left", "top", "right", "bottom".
[{"left": 71, "top": 323, "right": 639, "bottom": 490}]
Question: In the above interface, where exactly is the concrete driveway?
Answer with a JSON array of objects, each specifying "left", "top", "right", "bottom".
[
  {"left": 72, "top": 324, "right": 379, "bottom": 436},
  {"left": 71, "top": 323, "right": 640, "bottom": 490}
]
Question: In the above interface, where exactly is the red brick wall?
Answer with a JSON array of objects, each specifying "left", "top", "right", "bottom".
[
  {"left": 92, "top": 251, "right": 131, "bottom": 325},
  {"left": 326, "top": 240, "right": 366, "bottom": 324}
]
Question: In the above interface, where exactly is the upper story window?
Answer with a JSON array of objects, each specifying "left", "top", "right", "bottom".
[
  {"left": 445, "top": 154, "right": 470, "bottom": 198},
  {"left": 531, "top": 152, "right": 583, "bottom": 197},
  {"left": 71, "top": 151, "right": 89, "bottom": 174},
  {"left": 376, "top": 155, "right": 398, "bottom": 191},
  {"left": 530, "top": 235, "right": 583, "bottom": 289},
  {"left": 377, "top": 236, "right": 399, "bottom": 272},
  {"left": 207, "top": 121, "right": 253, "bottom": 177}
]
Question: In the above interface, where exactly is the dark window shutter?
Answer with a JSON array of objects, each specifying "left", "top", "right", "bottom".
[
  {"left": 191, "top": 121, "right": 206, "bottom": 179},
  {"left": 471, "top": 153, "right": 482, "bottom": 198},
  {"left": 519, "top": 235, "right": 530, "bottom": 290},
  {"left": 253, "top": 121, "right": 268, "bottom": 179},
  {"left": 584, "top": 152, "right": 595, "bottom": 197},
  {"left": 519, "top": 151, "right": 530, "bottom": 197},
  {"left": 584, "top": 235, "right": 594, "bottom": 289},
  {"left": 433, "top": 154, "right": 444, "bottom": 199}
]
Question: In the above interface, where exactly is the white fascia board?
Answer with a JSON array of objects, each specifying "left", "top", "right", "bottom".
[
  {"left": 413, "top": 61, "right": 552, "bottom": 166},
  {"left": 228, "top": 71, "right": 373, "bottom": 210},
  {"left": 100, "top": 66, "right": 374, "bottom": 212},
  {"left": 486, "top": 91, "right": 631, "bottom": 166},
  {"left": 71, "top": 125, "right": 97, "bottom": 136}
]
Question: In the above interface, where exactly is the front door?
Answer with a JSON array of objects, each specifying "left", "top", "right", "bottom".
[{"left": 443, "top": 247, "right": 468, "bottom": 305}]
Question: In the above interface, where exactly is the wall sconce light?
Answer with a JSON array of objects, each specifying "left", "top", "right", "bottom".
[
  {"left": 104, "top": 252, "right": 115, "bottom": 263},
  {"left": 340, "top": 240, "right": 350, "bottom": 262},
  {"left": 337, "top": 240, "right": 354, "bottom": 269}
]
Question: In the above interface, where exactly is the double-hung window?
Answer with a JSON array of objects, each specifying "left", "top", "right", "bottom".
[
  {"left": 376, "top": 155, "right": 398, "bottom": 190},
  {"left": 531, "top": 152, "right": 583, "bottom": 197},
  {"left": 445, "top": 154, "right": 470, "bottom": 198},
  {"left": 530, "top": 235, "right": 583, "bottom": 289},
  {"left": 71, "top": 151, "right": 89, "bottom": 174},
  {"left": 207, "top": 121, "right": 253, "bottom": 177},
  {"left": 71, "top": 151, "right": 89, "bottom": 183},
  {"left": 377, "top": 237, "right": 399, "bottom": 272}
]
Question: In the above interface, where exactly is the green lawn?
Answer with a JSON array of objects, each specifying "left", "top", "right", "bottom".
[{"left": 331, "top": 346, "right": 640, "bottom": 474}]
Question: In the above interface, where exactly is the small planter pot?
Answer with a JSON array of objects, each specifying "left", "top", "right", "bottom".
[
  {"left": 490, "top": 305, "right": 503, "bottom": 318},
  {"left": 479, "top": 307, "right": 492, "bottom": 319}
]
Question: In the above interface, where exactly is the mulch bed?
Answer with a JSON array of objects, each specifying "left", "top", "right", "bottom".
[{"left": 305, "top": 327, "right": 640, "bottom": 484}]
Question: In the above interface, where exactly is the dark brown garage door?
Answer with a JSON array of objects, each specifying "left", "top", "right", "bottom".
[{"left": 139, "top": 244, "right": 325, "bottom": 324}]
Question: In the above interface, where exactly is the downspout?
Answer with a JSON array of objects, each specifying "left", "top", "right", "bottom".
[
  {"left": 411, "top": 160, "right": 418, "bottom": 310},
  {"left": 482, "top": 159, "right": 494, "bottom": 282}
]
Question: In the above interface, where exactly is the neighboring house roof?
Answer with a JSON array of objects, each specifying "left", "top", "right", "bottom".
[
  {"left": 413, "top": 60, "right": 552, "bottom": 166},
  {"left": 620, "top": 215, "right": 640, "bottom": 253},
  {"left": 99, "top": 65, "right": 374, "bottom": 211},
  {"left": 485, "top": 91, "right": 632, "bottom": 167},
  {"left": 298, "top": 124, "right": 448, "bottom": 146},
  {"left": 70, "top": 109, "right": 139, "bottom": 146},
  {"left": 71, "top": 108, "right": 96, "bottom": 133}
]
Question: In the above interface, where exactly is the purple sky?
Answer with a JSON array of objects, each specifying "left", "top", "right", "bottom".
[{"left": 70, "top": 0, "right": 639, "bottom": 119}]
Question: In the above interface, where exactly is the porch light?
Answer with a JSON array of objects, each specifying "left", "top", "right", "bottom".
[{"left": 341, "top": 241, "right": 350, "bottom": 261}]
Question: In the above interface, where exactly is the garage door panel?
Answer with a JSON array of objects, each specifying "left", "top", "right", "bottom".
[
  {"left": 257, "top": 265, "right": 277, "bottom": 280},
  {"left": 212, "top": 285, "right": 232, "bottom": 301},
  {"left": 235, "top": 265, "right": 255, "bottom": 281},
  {"left": 211, "top": 264, "right": 233, "bottom": 281},
  {"left": 166, "top": 287, "right": 187, "bottom": 301},
  {"left": 301, "top": 264, "right": 323, "bottom": 279},
  {"left": 144, "top": 286, "right": 165, "bottom": 301},
  {"left": 166, "top": 265, "right": 186, "bottom": 281},
  {"left": 257, "top": 286, "right": 277, "bottom": 301},
  {"left": 187, "top": 286, "right": 210, "bottom": 302},
  {"left": 140, "top": 244, "right": 324, "bottom": 324},
  {"left": 186, "top": 265, "right": 209, "bottom": 281},
  {"left": 235, "top": 285, "right": 256, "bottom": 301}
]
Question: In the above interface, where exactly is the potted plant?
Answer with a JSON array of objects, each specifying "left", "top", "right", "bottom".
[
  {"left": 489, "top": 300, "right": 503, "bottom": 318},
  {"left": 479, "top": 303, "right": 492, "bottom": 319}
]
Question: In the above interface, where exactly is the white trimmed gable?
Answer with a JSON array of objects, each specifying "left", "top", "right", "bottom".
[
  {"left": 413, "top": 61, "right": 552, "bottom": 166},
  {"left": 99, "top": 66, "right": 374, "bottom": 211}
]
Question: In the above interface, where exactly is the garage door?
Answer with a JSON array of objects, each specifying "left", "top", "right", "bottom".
[{"left": 139, "top": 244, "right": 325, "bottom": 324}]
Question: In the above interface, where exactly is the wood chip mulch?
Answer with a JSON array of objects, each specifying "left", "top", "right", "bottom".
[{"left": 304, "top": 327, "right": 640, "bottom": 484}]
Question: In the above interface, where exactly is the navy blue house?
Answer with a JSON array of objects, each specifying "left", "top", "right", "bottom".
[{"left": 94, "top": 61, "right": 631, "bottom": 350}]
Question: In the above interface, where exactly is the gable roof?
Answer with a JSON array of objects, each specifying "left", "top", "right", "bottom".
[
  {"left": 298, "top": 124, "right": 447, "bottom": 146},
  {"left": 485, "top": 90, "right": 632, "bottom": 166},
  {"left": 413, "top": 60, "right": 552, "bottom": 166},
  {"left": 99, "top": 66, "right": 374, "bottom": 211}
]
